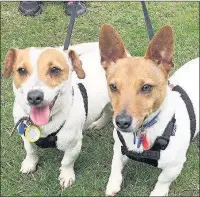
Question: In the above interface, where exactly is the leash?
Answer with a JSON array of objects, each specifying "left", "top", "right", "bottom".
[
  {"left": 64, "top": 1, "right": 154, "bottom": 49},
  {"left": 141, "top": 1, "right": 154, "bottom": 40},
  {"left": 63, "top": 1, "right": 79, "bottom": 50}
]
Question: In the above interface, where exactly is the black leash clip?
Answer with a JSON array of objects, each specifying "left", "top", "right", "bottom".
[{"left": 154, "top": 136, "right": 169, "bottom": 150}]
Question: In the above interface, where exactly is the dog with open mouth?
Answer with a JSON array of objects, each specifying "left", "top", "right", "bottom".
[
  {"left": 3, "top": 42, "right": 112, "bottom": 189},
  {"left": 99, "top": 24, "right": 199, "bottom": 196}
]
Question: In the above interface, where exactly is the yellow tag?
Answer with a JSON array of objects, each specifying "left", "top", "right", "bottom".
[{"left": 25, "top": 125, "right": 40, "bottom": 142}]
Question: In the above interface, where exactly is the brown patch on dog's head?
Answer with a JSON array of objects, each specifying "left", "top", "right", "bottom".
[
  {"left": 3, "top": 48, "right": 17, "bottom": 78},
  {"left": 38, "top": 49, "right": 69, "bottom": 88},
  {"left": 99, "top": 24, "right": 174, "bottom": 130},
  {"left": 4, "top": 48, "right": 33, "bottom": 88},
  {"left": 68, "top": 50, "right": 85, "bottom": 79}
]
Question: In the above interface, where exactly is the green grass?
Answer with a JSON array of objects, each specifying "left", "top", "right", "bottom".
[{"left": 1, "top": 2, "right": 199, "bottom": 196}]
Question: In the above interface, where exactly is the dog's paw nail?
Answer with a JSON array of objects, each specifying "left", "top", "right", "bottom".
[
  {"left": 59, "top": 177, "right": 74, "bottom": 190},
  {"left": 106, "top": 180, "right": 121, "bottom": 196},
  {"left": 20, "top": 165, "right": 36, "bottom": 173},
  {"left": 150, "top": 190, "right": 168, "bottom": 196},
  {"left": 59, "top": 169, "right": 75, "bottom": 190},
  {"left": 110, "top": 192, "right": 116, "bottom": 196},
  {"left": 106, "top": 188, "right": 119, "bottom": 196},
  {"left": 106, "top": 192, "right": 116, "bottom": 196}
]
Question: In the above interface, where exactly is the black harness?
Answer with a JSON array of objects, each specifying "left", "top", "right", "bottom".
[
  {"left": 34, "top": 83, "right": 88, "bottom": 148},
  {"left": 117, "top": 85, "right": 196, "bottom": 167},
  {"left": 172, "top": 85, "right": 196, "bottom": 142},
  {"left": 78, "top": 83, "right": 88, "bottom": 117},
  {"left": 35, "top": 121, "right": 66, "bottom": 148}
]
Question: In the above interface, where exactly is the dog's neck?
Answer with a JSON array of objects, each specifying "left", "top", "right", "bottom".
[
  {"left": 145, "top": 87, "right": 176, "bottom": 145},
  {"left": 39, "top": 86, "right": 74, "bottom": 136}
]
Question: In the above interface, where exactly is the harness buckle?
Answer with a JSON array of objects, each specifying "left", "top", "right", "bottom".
[{"left": 154, "top": 136, "right": 169, "bottom": 150}]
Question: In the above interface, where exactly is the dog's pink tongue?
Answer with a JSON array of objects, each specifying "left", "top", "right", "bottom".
[{"left": 30, "top": 105, "right": 50, "bottom": 126}]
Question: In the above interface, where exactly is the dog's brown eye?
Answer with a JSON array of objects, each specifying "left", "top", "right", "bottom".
[
  {"left": 17, "top": 68, "right": 27, "bottom": 76},
  {"left": 49, "top": 67, "right": 62, "bottom": 77},
  {"left": 141, "top": 84, "right": 153, "bottom": 93},
  {"left": 109, "top": 84, "right": 117, "bottom": 92}
]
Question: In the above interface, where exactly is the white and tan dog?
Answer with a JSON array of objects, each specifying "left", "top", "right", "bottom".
[
  {"left": 99, "top": 24, "right": 199, "bottom": 196},
  {"left": 3, "top": 43, "right": 112, "bottom": 189}
]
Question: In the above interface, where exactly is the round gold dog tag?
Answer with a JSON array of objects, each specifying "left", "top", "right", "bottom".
[{"left": 25, "top": 125, "right": 40, "bottom": 142}]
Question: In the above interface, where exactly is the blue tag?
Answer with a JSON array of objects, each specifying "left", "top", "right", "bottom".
[
  {"left": 137, "top": 136, "right": 142, "bottom": 148},
  {"left": 133, "top": 133, "right": 136, "bottom": 144},
  {"left": 18, "top": 122, "right": 26, "bottom": 135}
]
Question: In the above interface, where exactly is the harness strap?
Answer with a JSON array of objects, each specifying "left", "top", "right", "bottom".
[
  {"left": 78, "top": 83, "right": 88, "bottom": 117},
  {"left": 172, "top": 85, "right": 196, "bottom": 141},
  {"left": 117, "top": 114, "right": 176, "bottom": 167},
  {"left": 117, "top": 129, "right": 127, "bottom": 148},
  {"left": 152, "top": 115, "right": 176, "bottom": 151},
  {"left": 117, "top": 129, "right": 159, "bottom": 167},
  {"left": 123, "top": 149, "right": 160, "bottom": 167}
]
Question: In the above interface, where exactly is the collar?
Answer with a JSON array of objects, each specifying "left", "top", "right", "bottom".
[
  {"left": 135, "top": 112, "right": 160, "bottom": 135},
  {"left": 142, "top": 112, "right": 160, "bottom": 129}
]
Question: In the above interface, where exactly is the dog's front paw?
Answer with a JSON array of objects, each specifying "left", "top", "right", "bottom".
[
  {"left": 59, "top": 167, "right": 75, "bottom": 191},
  {"left": 150, "top": 183, "right": 169, "bottom": 196},
  {"left": 106, "top": 181, "right": 121, "bottom": 196},
  {"left": 88, "top": 114, "right": 109, "bottom": 131},
  {"left": 20, "top": 156, "right": 38, "bottom": 173},
  {"left": 88, "top": 121, "right": 104, "bottom": 130}
]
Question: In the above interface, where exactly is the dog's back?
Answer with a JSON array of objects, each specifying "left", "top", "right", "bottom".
[
  {"left": 169, "top": 57, "right": 199, "bottom": 136},
  {"left": 70, "top": 42, "right": 110, "bottom": 129}
]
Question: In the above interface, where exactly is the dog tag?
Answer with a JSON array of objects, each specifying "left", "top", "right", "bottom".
[
  {"left": 141, "top": 134, "right": 150, "bottom": 150},
  {"left": 18, "top": 122, "right": 26, "bottom": 135},
  {"left": 133, "top": 133, "right": 136, "bottom": 144},
  {"left": 137, "top": 136, "right": 142, "bottom": 148},
  {"left": 25, "top": 125, "right": 40, "bottom": 142}
]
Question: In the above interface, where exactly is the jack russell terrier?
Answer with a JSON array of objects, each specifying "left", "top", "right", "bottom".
[
  {"left": 3, "top": 43, "right": 112, "bottom": 190},
  {"left": 99, "top": 24, "right": 199, "bottom": 196}
]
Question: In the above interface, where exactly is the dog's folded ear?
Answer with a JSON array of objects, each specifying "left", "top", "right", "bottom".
[
  {"left": 145, "top": 25, "right": 174, "bottom": 75},
  {"left": 99, "top": 24, "right": 127, "bottom": 69},
  {"left": 68, "top": 50, "right": 85, "bottom": 79},
  {"left": 3, "top": 48, "right": 17, "bottom": 78}
]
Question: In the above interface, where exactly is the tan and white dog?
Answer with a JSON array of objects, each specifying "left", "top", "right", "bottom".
[
  {"left": 99, "top": 24, "right": 199, "bottom": 196},
  {"left": 3, "top": 43, "right": 112, "bottom": 189}
]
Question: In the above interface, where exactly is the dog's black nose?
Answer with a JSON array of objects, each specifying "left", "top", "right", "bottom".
[
  {"left": 116, "top": 114, "right": 132, "bottom": 129},
  {"left": 27, "top": 90, "right": 44, "bottom": 105}
]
